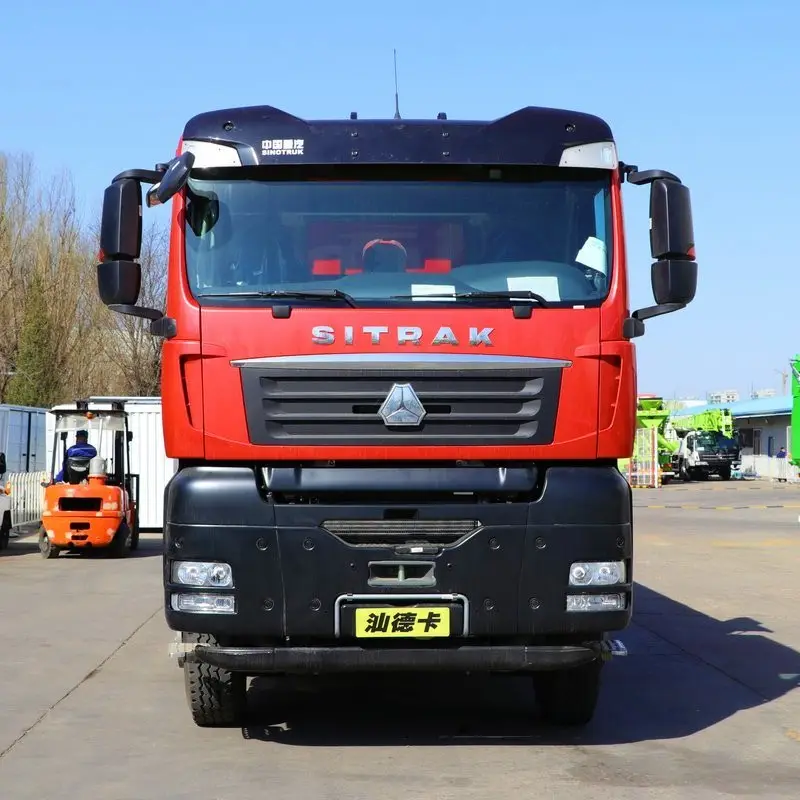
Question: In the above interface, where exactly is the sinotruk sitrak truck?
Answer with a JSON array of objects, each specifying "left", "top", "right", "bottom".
[{"left": 94, "top": 102, "right": 698, "bottom": 728}]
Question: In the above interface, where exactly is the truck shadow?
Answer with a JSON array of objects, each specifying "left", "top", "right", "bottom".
[{"left": 241, "top": 583, "right": 800, "bottom": 747}]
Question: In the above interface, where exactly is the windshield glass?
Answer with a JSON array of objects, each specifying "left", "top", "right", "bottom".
[
  {"left": 696, "top": 432, "right": 738, "bottom": 450},
  {"left": 54, "top": 413, "right": 126, "bottom": 433},
  {"left": 184, "top": 168, "right": 613, "bottom": 307}
]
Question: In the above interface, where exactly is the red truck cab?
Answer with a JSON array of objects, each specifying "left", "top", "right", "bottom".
[{"left": 96, "top": 104, "right": 697, "bottom": 729}]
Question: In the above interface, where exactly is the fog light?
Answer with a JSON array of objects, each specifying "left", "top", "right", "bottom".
[
  {"left": 569, "top": 561, "right": 625, "bottom": 586},
  {"left": 173, "top": 561, "right": 233, "bottom": 588},
  {"left": 171, "top": 593, "right": 236, "bottom": 614},
  {"left": 566, "top": 593, "right": 625, "bottom": 612}
]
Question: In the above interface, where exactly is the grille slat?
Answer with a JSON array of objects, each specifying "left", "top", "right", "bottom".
[
  {"left": 240, "top": 363, "right": 563, "bottom": 446},
  {"left": 322, "top": 519, "right": 480, "bottom": 547}
]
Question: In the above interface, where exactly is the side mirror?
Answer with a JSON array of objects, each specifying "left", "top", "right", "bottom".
[
  {"left": 98, "top": 260, "right": 141, "bottom": 306},
  {"left": 127, "top": 431, "right": 134, "bottom": 442},
  {"left": 147, "top": 151, "right": 195, "bottom": 208},
  {"left": 97, "top": 173, "right": 147, "bottom": 306},
  {"left": 649, "top": 178, "right": 695, "bottom": 262},
  {"left": 623, "top": 168, "right": 698, "bottom": 339},
  {"left": 100, "top": 178, "right": 142, "bottom": 262},
  {"left": 96, "top": 159, "right": 186, "bottom": 338},
  {"left": 651, "top": 259, "right": 697, "bottom": 306}
]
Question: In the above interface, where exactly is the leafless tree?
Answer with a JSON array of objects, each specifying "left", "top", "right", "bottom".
[{"left": 0, "top": 151, "right": 168, "bottom": 406}]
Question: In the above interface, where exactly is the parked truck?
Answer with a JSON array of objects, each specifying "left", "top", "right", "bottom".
[
  {"left": 94, "top": 103, "right": 698, "bottom": 728},
  {"left": 667, "top": 408, "right": 740, "bottom": 481}
]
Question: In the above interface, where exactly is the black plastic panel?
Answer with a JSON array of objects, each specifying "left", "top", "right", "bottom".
[
  {"left": 263, "top": 466, "right": 538, "bottom": 494},
  {"left": 182, "top": 105, "right": 614, "bottom": 167},
  {"left": 239, "top": 363, "right": 564, "bottom": 447},
  {"left": 163, "top": 465, "right": 633, "bottom": 640}
]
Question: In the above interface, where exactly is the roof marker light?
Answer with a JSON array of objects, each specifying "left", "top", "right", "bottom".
[
  {"left": 560, "top": 141, "right": 618, "bottom": 170},
  {"left": 181, "top": 140, "right": 242, "bottom": 168}
]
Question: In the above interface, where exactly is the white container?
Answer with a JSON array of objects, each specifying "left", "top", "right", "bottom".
[
  {"left": 0, "top": 404, "right": 48, "bottom": 475},
  {"left": 123, "top": 398, "right": 177, "bottom": 530},
  {"left": 46, "top": 397, "right": 177, "bottom": 530}
]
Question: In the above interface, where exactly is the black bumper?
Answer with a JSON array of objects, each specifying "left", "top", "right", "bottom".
[
  {"left": 700, "top": 456, "right": 739, "bottom": 469},
  {"left": 163, "top": 463, "right": 633, "bottom": 649},
  {"left": 187, "top": 643, "right": 603, "bottom": 674}
]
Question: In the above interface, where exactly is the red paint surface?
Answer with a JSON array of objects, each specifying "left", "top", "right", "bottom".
[{"left": 160, "top": 154, "right": 637, "bottom": 462}]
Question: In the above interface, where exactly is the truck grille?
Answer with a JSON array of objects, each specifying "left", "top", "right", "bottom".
[
  {"left": 237, "top": 355, "right": 565, "bottom": 447},
  {"left": 321, "top": 519, "right": 480, "bottom": 547}
]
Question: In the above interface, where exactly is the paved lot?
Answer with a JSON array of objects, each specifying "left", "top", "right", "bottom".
[{"left": 1, "top": 479, "right": 799, "bottom": 799}]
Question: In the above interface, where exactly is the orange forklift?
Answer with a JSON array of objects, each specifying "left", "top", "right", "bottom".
[{"left": 39, "top": 399, "right": 140, "bottom": 559}]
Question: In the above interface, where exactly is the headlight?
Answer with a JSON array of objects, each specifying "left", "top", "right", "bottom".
[
  {"left": 172, "top": 561, "right": 233, "bottom": 588},
  {"left": 568, "top": 561, "right": 626, "bottom": 586}
]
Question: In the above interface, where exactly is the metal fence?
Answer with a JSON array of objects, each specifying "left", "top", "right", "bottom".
[
  {"left": 6, "top": 471, "right": 47, "bottom": 529},
  {"left": 618, "top": 428, "right": 660, "bottom": 488},
  {"left": 740, "top": 455, "right": 800, "bottom": 482}
]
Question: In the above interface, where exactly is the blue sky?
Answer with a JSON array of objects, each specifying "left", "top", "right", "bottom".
[{"left": 2, "top": 0, "right": 797, "bottom": 400}]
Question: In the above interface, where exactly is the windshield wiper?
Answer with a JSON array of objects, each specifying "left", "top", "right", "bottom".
[
  {"left": 197, "top": 289, "right": 358, "bottom": 307},
  {"left": 390, "top": 289, "right": 549, "bottom": 307}
]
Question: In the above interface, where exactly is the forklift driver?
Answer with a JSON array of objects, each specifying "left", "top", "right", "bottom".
[{"left": 54, "top": 430, "right": 97, "bottom": 483}]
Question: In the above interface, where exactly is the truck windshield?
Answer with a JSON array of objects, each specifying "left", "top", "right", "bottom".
[
  {"left": 696, "top": 432, "right": 738, "bottom": 451},
  {"left": 184, "top": 168, "right": 613, "bottom": 307}
]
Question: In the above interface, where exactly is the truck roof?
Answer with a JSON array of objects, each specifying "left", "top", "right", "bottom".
[
  {"left": 50, "top": 401, "right": 126, "bottom": 415},
  {"left": 181, "top": 104, "right": 618, "bottom": 170}
]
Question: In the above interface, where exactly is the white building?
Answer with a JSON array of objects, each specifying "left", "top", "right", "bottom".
[{"left": 708, "top": 389, "right": 740, "bottom": 404}]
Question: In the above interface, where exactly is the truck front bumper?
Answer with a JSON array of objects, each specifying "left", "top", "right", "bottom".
[
  {"left": 163, "top": 463, "right": 633, "bottom": 671},
  {"left": 175, "top": 638, "right": 628, "bottom": 674}
]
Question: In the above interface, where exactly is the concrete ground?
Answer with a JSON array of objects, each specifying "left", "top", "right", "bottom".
[{"left": 0, "top": 480, "right": 799, "bottom": 799}]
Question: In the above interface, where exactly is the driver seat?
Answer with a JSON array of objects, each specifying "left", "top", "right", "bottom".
[
  {"left": 362, "top": 239, "right": 408, "bottom": 273},
  {"left": 65, "top": 456, "right": 91, "bottom": 484}
]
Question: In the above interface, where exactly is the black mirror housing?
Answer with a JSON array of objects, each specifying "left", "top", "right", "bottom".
[
  {"left": 97, "top": 260, "right": 141, "bottom": 306},
  {"left": 95, "top": 160, "right": 185, "bottom": 339},
  {"left": 651, "top": 259, "right": 697, "bottom": 306},
  {"left": 649, "top": 179, "right": 695, "bottom": 260},
  {"left": 148, "top": 151, "right": 195, "bottom": 207},
  {"left": 622, "top": 166, "right": 698, "bottom": 340},
  {"left": 100, "top": 179, "right": 142, "bottom": 260}
]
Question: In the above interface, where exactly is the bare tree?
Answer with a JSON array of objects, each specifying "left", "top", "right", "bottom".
[
  {"left": 96, "top": 219, "right": 168, "bottom": 396},
  {"left": 0, "top": 151, "right": 167, "bottom": 406}
]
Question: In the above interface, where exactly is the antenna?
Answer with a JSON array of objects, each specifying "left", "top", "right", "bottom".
[{"left": 393, "top": 49, "right": 401, "bottom": 120}]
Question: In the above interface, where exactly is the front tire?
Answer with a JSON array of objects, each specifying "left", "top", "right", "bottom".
[
  {"left": 533, "top": 659, "right": 603, "bottom": 727},
  {"left": 38, "top": 527, "right": 60, "bottom": 559},
  {"left": 183, "top": 632, "right": 247, "bottom": 727},
  {"left": 107, "top": 521, "right": 131, "bottom": 558}
]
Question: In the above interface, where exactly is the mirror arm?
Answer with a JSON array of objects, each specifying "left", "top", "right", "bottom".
[
  {"left": 621, "top": 164, "right": 681, "bottom": 186},
  {"left": 633, "top": 302, "right": 686, "bottom": 321},
  {"left": 111, "top": 168, "right": 165, "bottom": 185},
  {"left": 623, "top": 302, "right": 686, "bottom": 340},
  {"left": 108, "top": 304, "right": 177, "bottom": 340}
]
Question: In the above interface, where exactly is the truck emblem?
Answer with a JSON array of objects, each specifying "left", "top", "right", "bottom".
[
  {"left": 310, "top": 325, "right": 494, "bottom": 346},
  {"left": 378, "top": 383, "right": 427, "bottom": 427}
]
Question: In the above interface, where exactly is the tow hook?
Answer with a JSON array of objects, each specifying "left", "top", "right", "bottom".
[
  {"left": 167, "top": 633, "right": 197, "bottom": 667},
  {"left": 587, "top": 638, "right": 628, "bottom": 661}
]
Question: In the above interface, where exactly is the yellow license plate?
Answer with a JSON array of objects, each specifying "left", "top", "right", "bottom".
[{"left": 354, "top": 607, "right": 450, "bottom": 638}]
